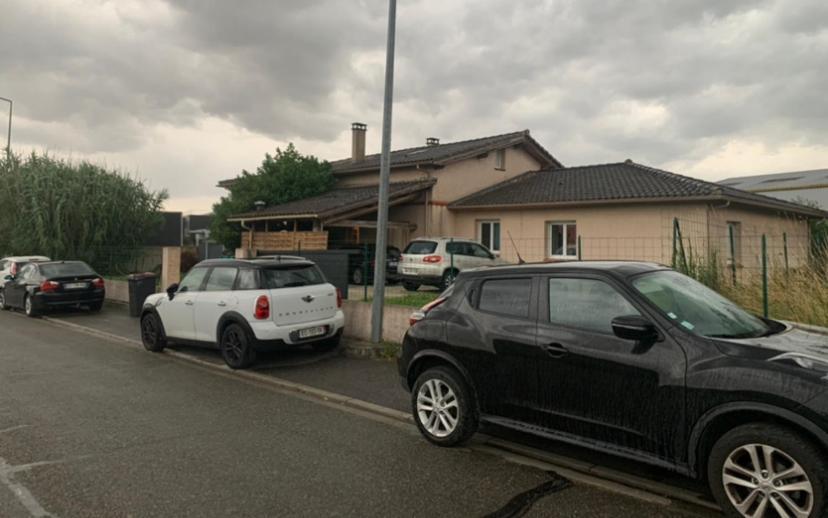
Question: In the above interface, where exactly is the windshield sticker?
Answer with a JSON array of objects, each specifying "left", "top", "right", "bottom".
[
  {"left": 667, "top": 312, "right": 678, "bottom": 320},
  {"left": 681, "top": 321, "right": 695, "bottom": 330}
]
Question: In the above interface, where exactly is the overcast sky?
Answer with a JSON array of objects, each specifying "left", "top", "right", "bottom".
[{"left": 1, "top": 0, "right": 826, "bottom": 213}]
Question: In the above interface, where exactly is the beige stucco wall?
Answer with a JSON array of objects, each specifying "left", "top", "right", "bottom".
[{"left": 450, "top": 202, "right": 811, "bottom": 269}]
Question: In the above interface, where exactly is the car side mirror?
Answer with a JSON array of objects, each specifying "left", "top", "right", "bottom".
[
  {"left": 166, "top": 283, "right": 179, "bottom": 300},
  {"left": 3, "top": 274, "right": 12, "bottom": 282},
  {"left": 612, "top": 315, "right": 658, "bottom": 341}
]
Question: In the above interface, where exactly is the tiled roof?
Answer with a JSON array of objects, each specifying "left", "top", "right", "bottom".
[
  {"left": 228, "top": 179, "right": 436, "bottom": 221},
  {"left": 330, "top": 130, "right": 561, "bottom": 174},
  {"left": 449, "top": 161, "right": 828, "bottom": 218}
]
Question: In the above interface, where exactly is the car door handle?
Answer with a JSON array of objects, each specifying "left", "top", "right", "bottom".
[
  {"left": 185, "top": 300, "right": 195, "bottom": 306},
  {"left": 217, "top": 301, "right": 227, "bottom": 307},
  {"left": 544, "top": 343, "right": 568, "bottom": 358}
]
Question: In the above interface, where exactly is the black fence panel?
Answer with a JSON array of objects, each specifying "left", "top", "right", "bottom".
[{"left": 257, "top": 249, "right": 353, "bottom": 299}]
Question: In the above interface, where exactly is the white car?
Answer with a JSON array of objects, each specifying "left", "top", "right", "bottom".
[
  {"left": 398, "top": 238, "right": 505, "bottom": 291},
  {"left": 139, "top": 258, "right": 345, "bottom": 369},
  {"left": 0, "top": 256, "right": 51, "bottom": 281}
]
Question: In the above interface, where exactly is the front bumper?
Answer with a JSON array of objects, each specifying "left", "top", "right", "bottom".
[{"left": 249, "top": 310, "right": 346, "bottom": 345}]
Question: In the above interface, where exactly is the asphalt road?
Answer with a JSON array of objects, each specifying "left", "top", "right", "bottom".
[{"left": 0, "top": 311, "right": 716, "bottom": 517}]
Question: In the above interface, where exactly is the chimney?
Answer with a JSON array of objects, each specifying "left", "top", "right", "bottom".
[
  {"left": 351, "top": 122, "right": 367, "bottom": 161},
  {"left": 254, "top": 200, "right": 266, "bottom": 211},
  {"left": 426, "top": 137, "right": 440, "bottom": 146}
]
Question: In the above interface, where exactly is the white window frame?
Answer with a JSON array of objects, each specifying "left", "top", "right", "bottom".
[
  {"left": 548, "top": 221, "right": 578, "bottom": 259},
  {"left": 494, "top": 149, "right": 506, "bottom": 170},
  {"left": 478, "top": 220, "right": 501, "bottom": 253}
]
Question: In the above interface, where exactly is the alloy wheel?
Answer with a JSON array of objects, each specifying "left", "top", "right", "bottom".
[
  {"left": 416, "top": 379, "right": 459, "bottom": 438},
  {"left": 223, "top": 328, "right": 244, "bottom": 363},
  {"left": 141, "top": 316, "right": 157, "bottom": 344},
  {"left": 24, "top": 296, "right": 33, "bottom": 316},
  {"left": 0, "top": 290, "right": 5, "bottom": 309},
  {"left": 722, "top": 443, "right": 813, "bottom": 517}
]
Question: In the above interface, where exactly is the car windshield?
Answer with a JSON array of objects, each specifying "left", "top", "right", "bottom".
[
  {"left": 262, "top": 265, "right": 325, "bottom": 289},
  {"left": 39, "top": 262, "right": 95, "bottom": 278},
  {"left": 404, "top": 241, "right": 437, "bottom": 254},
  {"left": 632, "top": 270, "right": 771, "bottom": 339}
]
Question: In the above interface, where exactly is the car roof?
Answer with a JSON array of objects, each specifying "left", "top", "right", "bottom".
[
  {"left": 461, "top": 261, "right": 669, "bottom": 279},
  {"left": 36, "top": 260, "right": 91, "bottom": 266},
  {"left": 2, "top": 256, "right": 50, "bottom": 261},
  {"left": 194, "top": 257, "right": 315, "bottom": 269}
]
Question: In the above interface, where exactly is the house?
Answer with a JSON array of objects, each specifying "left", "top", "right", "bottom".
[
  {"left": 719, "top": 168, "right": 828, "bottom": 210},
  {"left": 449, "top": 161, "right": 826, "bottom": 269},
  {"left": 224, "top": 124, "right": 561, "bottom": 252}
]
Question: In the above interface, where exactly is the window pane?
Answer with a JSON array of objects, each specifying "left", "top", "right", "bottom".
[
  {"left": 566, "top": 224, "right": 578, "bottom": 257},
  {"left": 404, "top": 241, "right": 437, "bottom": 254},
  {"left": 262, "top": 265, "right": 325, "bottom": 289},
  {"left": 205, "top": 267, "right": 238, "bottom": 292},
  {"left": 550, "top": 224, "right": 564, "bottom": 256},
  {"left": 481, "top": 223, "right": 491, "bottom": 249},
  {"left": 549, "top": 278, "right": 638, "bottom": 334},
  {"left": 492, "top": 223, "right": 501, "bottom": 251},
  {"left": 236, "top": 269, "right": 259, "bottom": 290},
  {"left": 446, "top": 242, "right": 464, "bottom": 255},
  {"left": 479, "top": 278, "right": 532, "bottom": 318},
  {"left": 179, "top": 268, "right": 208, "bottom": 292},
  {"left": 40, "top": 262, "right": 94, "bottom": 277}
]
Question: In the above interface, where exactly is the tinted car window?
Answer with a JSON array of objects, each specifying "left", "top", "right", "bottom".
[
  {"left": 262, "top": 265, "right": 325, "bottom": 289},
  {"left": 39, "top": 262, "right": 94, "bottom": 278},
  {"left": 235, "top": 269, "right": 259, "bottom": 290},
  {"left": 179, "top": 268, "right": 208, "bottom": 293},
  {"left": 404, "top": 241, "right": 437, "bottom": 254},
  {"left": 469, "top": 243, "right": 492, "bottom": 259},
  {"left": 548, "top": 278, "right": 639, "bottom": 334},
  {"left": 205, "top": 267, "right": 238, "bottom": 292},
  {"left": 19, "top": 264, "right": 37, "bottom": 281},
  {"left": 478, "top": 278, "right": 532, "bottom": 318}
]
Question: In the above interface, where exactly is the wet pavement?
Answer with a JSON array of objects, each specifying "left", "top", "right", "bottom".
[{"left": 0, "top": 310, "right": 716, "bottom": 517}]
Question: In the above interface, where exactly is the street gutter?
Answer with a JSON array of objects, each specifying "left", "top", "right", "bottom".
[{"left": 35, "top": 313, "right": 718, "bottom": 514}]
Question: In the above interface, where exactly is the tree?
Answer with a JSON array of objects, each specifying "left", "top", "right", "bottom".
[
  {"left": 211, "top": 144, "right": 334, "bottom": 250},
  {"left": 0, "top": 152, "right": 167, "bottom": 274}
]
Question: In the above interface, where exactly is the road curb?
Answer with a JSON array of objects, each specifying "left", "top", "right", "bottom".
[{"left": 37, "top": 314, "right": 715, "bottom": 513}]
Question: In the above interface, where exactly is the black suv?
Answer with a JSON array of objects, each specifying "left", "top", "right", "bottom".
[{"left": 398, "top": 261, "right": 828, "bottom": 518}]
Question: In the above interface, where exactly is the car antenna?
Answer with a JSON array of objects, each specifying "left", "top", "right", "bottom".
[{"left": 507, "top": 230, "right": 525, "bottom": 265}]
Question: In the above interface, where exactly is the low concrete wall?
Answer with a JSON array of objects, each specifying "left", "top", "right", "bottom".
[
  {"left": 342, "top": 299, "right": 412, "bottom": 344},
  {"left": 105, "top": 279, "right": 129, "bottom": 304}
]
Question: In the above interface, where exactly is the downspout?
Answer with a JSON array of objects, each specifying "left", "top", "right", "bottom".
[{"left": 240, "top": 220, "right": 253, "bottom": 258}]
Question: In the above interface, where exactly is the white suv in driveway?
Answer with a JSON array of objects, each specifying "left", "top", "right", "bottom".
[
  {"left": 399, "top": 238, "right": 504, "bottom": 291},
  {"left": 140, "top": 258, "right": 345, "bottom": 369}
]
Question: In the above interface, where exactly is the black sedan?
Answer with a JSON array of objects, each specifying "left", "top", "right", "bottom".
[
  {"left": 399, "top": 261, "right": 828, "bottom": 518},
  {"left": 0, "top": 260, "right": 106, "bottom": 317}
]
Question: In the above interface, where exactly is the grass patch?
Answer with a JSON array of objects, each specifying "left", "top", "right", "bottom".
[{"left": 370, "top": 291, "right": 440, "bottom": 308}]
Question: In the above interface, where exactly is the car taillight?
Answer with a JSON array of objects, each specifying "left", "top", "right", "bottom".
[
  {"left": 409, "top": 297, "right": 448, "bottom": 326},
  {"left": 423, "top": 255, "right": 442, "bottom": 263},
  {"left": 254, "top": 295, "right": 270, "bottom": 320},
  {"left": 40, "top": 280, "right": 60, "bottom": 293},
  {"left": 336, "top": 288, "right": 342, "bottom": 308},
  {"left": 92, "top": 278, "right": 105, "bottom": 289}
]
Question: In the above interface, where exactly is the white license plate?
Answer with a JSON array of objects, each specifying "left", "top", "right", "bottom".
[
  {"left": 389, "top": 261, "right": 398, "bottom": 267},
  {"left": 64, "top": 282, "right": 88, "bottom": 290},
  {"left": 402, "top": 267, "right": 416, "bottom": 274},
  {"left": 298, "top": 326, "right": 327, "bottom": 339}
]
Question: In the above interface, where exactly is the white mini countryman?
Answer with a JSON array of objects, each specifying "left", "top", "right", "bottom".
[{"left": 140, "top": 257, "right": 345, "bottom": 369}]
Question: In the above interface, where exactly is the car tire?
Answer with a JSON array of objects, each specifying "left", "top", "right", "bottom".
[
  {"left": 24, "top": 295, "right": 38, "bottom": 318},
  {"left": 311, "top": 333, "right": 341, "bottom": 352},
  {"left": 89, "top": 301, "right": 104, "bottom": 313},
  {"left": 440, "top": 269, "right": 458, "bottom": 291},
  {"left": 0, "top": 290, "right": 8, "bottom": 311},
  {"left": 352, "top": 268, "right": 365, "bottom": 286},
  {"left": 403, "top": 282, "right": 420, "bottom": 292},
  {"left": 412, "top": 366, "right": 478, "bottom": 447},
  {"left": 220, "top": 323, "right": 257, "bottom": 370},
  {"left": 708, "top": 423, "right": 826, "bottom": 518},
  {"left": 140, "top": 312, "right": 167, "bottom": 353}
]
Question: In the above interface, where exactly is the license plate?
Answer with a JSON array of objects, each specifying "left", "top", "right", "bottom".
[
  {"left": 402, "top": 267, "right": 415, "bottom": 274},
  {"left": 389, "top": 261, "right": 398, "bottom": 267},
  {"left": 298, "top": 326, "right": 326, "bottom": 339},
  {"left": 64, "top": 282, "right": 88, "bottom": 290}
]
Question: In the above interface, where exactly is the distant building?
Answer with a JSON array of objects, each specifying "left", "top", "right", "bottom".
[{"left": 719, "top": 169, "right": 828, "bottom": 210}]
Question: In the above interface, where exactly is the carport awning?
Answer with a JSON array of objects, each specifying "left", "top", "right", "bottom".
[{"left": 228, "top": 179, "right": 435, "bottom": 224}]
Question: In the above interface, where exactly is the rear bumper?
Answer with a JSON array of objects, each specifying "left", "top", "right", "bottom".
[
  {"left": 33, "top": 290, "right": 105, "bottom": 309},
  {"left": 248, "top": 310, "right": 345, "bottom": 345},
  {"left": 399, "top": 274, "right": 443, "bottom": 286}
]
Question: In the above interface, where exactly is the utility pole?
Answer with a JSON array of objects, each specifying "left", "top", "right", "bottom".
[
  {"left": 370, "top": 0, "right": 397, "bottom": 343},
  {"left": 0, "top": 97, "right": 11, "bottom": 163}
]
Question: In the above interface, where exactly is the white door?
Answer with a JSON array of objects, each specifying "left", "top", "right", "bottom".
[
  {"left": 194, "top": 266, "right": 239, "bottom": 343},
  {"left": 160, "top": 267, "right": 209, "bottom": 340}
]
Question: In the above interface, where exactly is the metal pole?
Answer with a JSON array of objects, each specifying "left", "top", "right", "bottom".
[
  {"left": 370, "top": 0, "right": 397, "bottom": 343},
  {"left": 728, "top": 224, "right": 737, "bottom": 286},
  {"left": 363, "top": 244, "right": 369, "bottom": 302},
  {"left": 762, "top": 234, "right": 769, "bottom": 319},
  {"left": 578, "top": 235, "right": 582, "bottom": 260},
  {"left": 0, "top": 97, "right": 11, "bottom": 163}
]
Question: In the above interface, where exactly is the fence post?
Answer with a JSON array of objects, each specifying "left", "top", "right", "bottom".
[
  {"left": 578, "top": 235, "right": 582, "bottom": 260},
  {"left": 363, "top": 244, "right": 369, "bottom": 302},
  {"left": 450, "top": 237, "right": 454, "bottom": 273},
  {"left": 728, "top": 224, "right": 737, "bottom": 286},
  {"left": 783, "top": 232, "right": 789, "bottom": 273},
  {"left": 672, "top": 218, "right": 677, "bottom": 268},
  {"left": 672, "top": 218, "right": 688, "bottom": 272},
  {"left": 762, "top": 234, "right": 769, "bottom": 319}
]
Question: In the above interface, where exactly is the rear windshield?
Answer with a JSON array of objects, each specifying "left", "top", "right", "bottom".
[
  {"left": 404, "top": 241, "right": 437, "bottom": 255},
  {"left": 262, "top": 265, "right": 325, "bottom": 289},
  {"left": 40, "top": 262, "right": 95, "bottom": 278}
]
